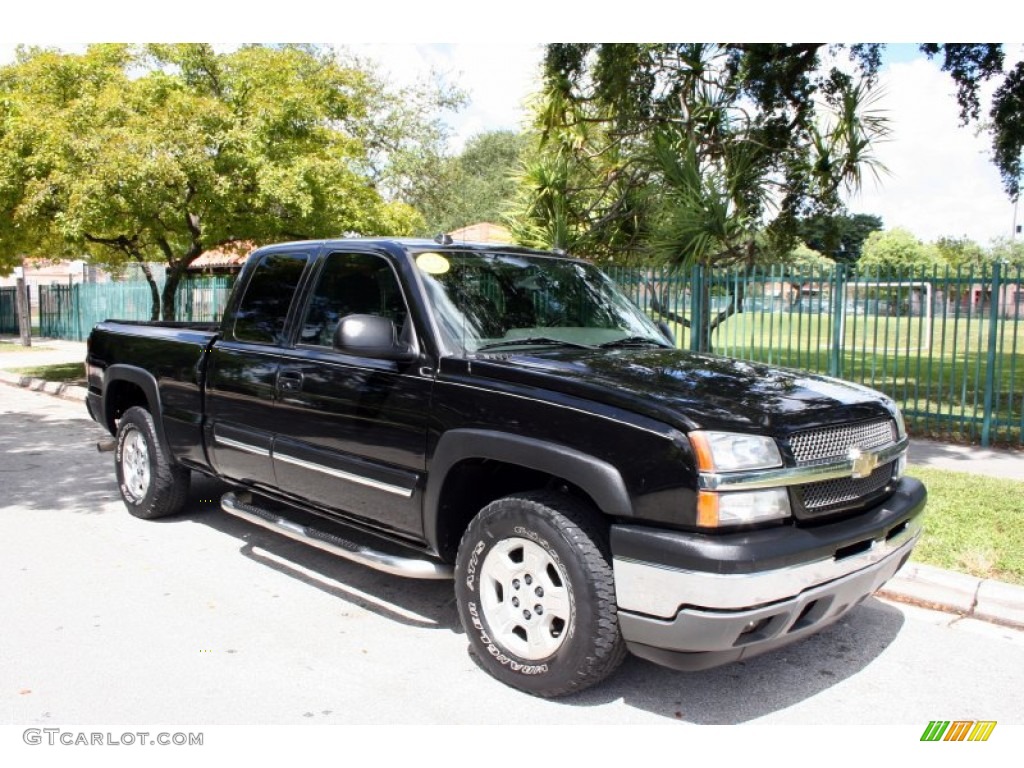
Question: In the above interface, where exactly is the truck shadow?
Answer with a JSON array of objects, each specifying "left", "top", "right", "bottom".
[
  {"left": 176, "top": 474, "right": 461, "bottom": 633},
  {"left": 566, "top": 597, "right": 906, "bottom": 723},
  {"left": 182, "top": 474, "right": 904, "bottom": 723}
]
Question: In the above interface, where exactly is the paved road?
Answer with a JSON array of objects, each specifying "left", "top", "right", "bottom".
[{"left": 1, "top": 384, "right": 1023, "bottom": 726}]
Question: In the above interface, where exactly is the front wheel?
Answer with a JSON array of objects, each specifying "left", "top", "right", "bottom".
[
  {"left": 454, "top": 491, "right": 626, "bottom": 697},
  {"left": 114, "top": 406, "right": 190, "bottom": 519}
]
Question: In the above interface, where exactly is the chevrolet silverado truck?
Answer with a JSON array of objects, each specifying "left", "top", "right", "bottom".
[{"left": 85, "top": 238, "right": 926, "bottom": 697}]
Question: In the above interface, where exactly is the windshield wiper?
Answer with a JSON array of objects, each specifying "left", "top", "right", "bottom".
[
  {"left": 598, "top": 336, "right": 672, "bottom": 349},
  {"left": 476, "top": 337, "right": 597, "bottom": 352}
]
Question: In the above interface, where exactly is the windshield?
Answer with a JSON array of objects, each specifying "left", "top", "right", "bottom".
[{"left": 413, "top": 249, "right": 671, "bottom": 353}]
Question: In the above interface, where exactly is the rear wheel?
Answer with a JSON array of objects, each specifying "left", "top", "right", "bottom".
[
  {"left": 115, "top": 406, "right": 190, "bottom": 519},
  {"left": 454, "top": 490, "right": 626, "bottom": 697}
]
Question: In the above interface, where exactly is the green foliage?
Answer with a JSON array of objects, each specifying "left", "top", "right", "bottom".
[
  {"left": 509, "top": 44, "right": 889, "bottom": 270},
  {"left": 758, "top": 242, "right": 832, "bottom": 271},
  {"left": 397, "top": 130, "right": 529, "bottom": 235},
  {"left": 0, "top": 44, "right": 451, "bottom": 316},
  {"left": 857, "top": 228, "right": 943, "bottom": 275},
  {"left": 798, "top": 213, "right": 883, "bottom": 262},
  {"left": 933, "top": 235, "right": 989, "bottom": 270},
  {"left": 988, "top": 236, "right": 1024, "bottom": 269}
]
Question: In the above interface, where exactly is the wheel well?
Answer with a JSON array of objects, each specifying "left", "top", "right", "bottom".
[
  {"left": 433, "top": 459, "right": 605, "bottom": 562},
  {"left": 104, "top": 380, "right": 150, "bottom": 433}
]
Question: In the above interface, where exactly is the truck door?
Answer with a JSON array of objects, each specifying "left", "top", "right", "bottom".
[
  {"left": 205, "top": 250, "right": 311, "bottom": 489},
  {"left": 270, "top": 249, "right": 431, "bottom": 539}
]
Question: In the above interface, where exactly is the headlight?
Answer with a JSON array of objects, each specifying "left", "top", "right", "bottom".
[
  {"left": 690, "top": 431, "right": 788, "bottom": 528},
  {"left": 892, "top": 405, "right": 907, "bottom": 439},
  {"left": 697, "top": 488, "right": 791, "bottom": 528},
  {"left": 689, "top": 431, "right": 782, "bottom": 472}
]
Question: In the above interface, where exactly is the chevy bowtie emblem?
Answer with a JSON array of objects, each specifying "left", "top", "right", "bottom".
[{"left": 848, "top": 447, "right": 879, "bottom": 478}]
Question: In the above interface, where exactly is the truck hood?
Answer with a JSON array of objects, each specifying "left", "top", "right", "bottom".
[{"left": 467, "top": 347, "right": 898, "bottom": 435}]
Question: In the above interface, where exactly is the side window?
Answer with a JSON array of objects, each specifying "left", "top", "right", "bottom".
[
  {"left": 232, "top": 252, "right": 309, "bottom": 344},
  {"left": 299, "top": 252, "right": 408, "bottom": 347}
]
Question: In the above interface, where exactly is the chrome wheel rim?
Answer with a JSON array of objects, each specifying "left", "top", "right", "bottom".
[
  {"left": 121, "top": 428, "right": 150, "bottom": 502},
  {"left": 479, "top": 537, "right": 573, "bottom": 660}
]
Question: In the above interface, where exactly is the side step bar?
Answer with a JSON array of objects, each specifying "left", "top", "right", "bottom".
[{"left": 220, "top": 492, "right": 453, "bottom": 580}]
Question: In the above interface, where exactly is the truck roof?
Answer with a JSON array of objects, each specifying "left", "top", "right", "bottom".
[{"left": 251, "top": 237, "right": 575, "bottom": 261}]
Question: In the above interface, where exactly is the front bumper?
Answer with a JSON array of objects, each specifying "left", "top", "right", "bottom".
[{"left": 611, "top": 476, "right": 926, "bottom": 671}]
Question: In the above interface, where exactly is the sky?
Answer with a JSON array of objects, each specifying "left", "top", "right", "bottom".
[
  {"left": 346, "top": 42, "right": 1023, "bottom": 247},
  {"left": 3, "top": 3, "right": 1022, "bottom": 248}
]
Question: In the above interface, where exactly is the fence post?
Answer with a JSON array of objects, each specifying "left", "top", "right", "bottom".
[
  {"left": 75, "top": 283, "right": 83, "bottom": 341},
  {"left": 981, "top": 262, "right": 1002, "bottom": 446},
  {"left": 828, "top": 263, "right": 846, "bottom": 377},
  {"left": 689, "top": 264, "right": 702, "bottom": 352}
]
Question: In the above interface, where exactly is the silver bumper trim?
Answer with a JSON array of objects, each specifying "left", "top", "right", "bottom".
[
  {"left": 698, "top": 437, "right": 909, "bottom": 491},
  {"left": 613, "top": 514, "right": 922, "bottom": 618}
]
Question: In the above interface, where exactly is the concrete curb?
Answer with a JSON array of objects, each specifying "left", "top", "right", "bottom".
[
  {"left": 0, "top": 369, "right": 87, "bottom": 402},
  {"left": 878, "top": 562, "right": 1024, "bottom": 630}
]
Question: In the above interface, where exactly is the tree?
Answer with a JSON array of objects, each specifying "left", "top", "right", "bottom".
[
  {"left": 0, "top": 44, "right": 446, "bottom": 318},
  {"left": 798, "top": 213, "right": 884, "bottom": 263},
  {"left": 858, "top": 228, "right": 943, "bottom": 276},
  {"left": 509, "top": 44, "right": 891, "bottom": 349},
  {"left": 989, "top": 236, "right": 1024, "bottom": 270},
  {"left": 395, "top": 130, "right": 529, "bottom": 235},
  {"left": 759, "top": 242, "right": 833, "bottom": 272},
  {"left": 934, "top": 235, "right": 989, "bottom": 271}
]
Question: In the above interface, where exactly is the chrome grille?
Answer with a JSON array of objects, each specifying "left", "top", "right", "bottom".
[
  {"left": 789, "top": 419, "right": 896, "bottom": 466},
  {"left": 799, "top": 463, "right": 896, "bottom": 513}
]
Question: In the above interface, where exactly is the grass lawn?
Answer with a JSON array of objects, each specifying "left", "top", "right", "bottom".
[
  {"left": 9, "top": 362, "right": 85, "bottom": 383},
  {"left": 907, "top": 466, "right": 1024, "bottom": 585},
  {"left": 0, "top": 343, "right": 52, "bottom": 354}
]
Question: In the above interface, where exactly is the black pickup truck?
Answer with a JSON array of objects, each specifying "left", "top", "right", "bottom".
[{"left": 86, "top": 238, "right": 926, "bottom": 697}]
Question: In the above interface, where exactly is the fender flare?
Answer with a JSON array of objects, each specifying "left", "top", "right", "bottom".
[
  {"left": 102, "top": 364, "right": 172, "bottom": 458},
  {"left": 424, "top": 428, "right": 634, "bottom": 552}
]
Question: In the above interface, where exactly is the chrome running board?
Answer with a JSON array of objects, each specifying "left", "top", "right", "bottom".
[{"left": 220, "top": 492, "right": 453, "bottom": 580}]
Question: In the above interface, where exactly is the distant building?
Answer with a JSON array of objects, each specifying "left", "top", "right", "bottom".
[
  {"left": 186, "top": 242, "right": 257, "bottom": 275},
  {"left": 447, "top": 223, "right": 514, "bottom": 244}
]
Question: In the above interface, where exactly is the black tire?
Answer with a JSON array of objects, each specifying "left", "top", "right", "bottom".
[
  {"left": 454, "top": 490, "right": 626, "bottom": 697},
  {"left": 114, "top": 406, "right": 190, "bottom": 520}
]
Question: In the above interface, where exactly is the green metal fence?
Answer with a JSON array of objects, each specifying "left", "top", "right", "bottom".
[
  {"left": 609, "top": 263, "right": 1024, "bottom": 448},
  {"left": 33, "top": 265, "right": 1024, "bottom": 447},
  {"left": 38, "top": 276, "right": 234, "bottom": 341},
  {"left": 0, "top": 287, "right": 20, "bottom": 334}
]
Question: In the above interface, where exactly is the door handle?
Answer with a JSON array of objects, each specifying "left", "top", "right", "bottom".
[{"left": 277, "top": 371, "right": 304, "bottom": 393}]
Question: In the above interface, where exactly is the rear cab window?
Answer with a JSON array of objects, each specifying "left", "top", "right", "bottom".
[{"left": 230, "top": 252, "right": 310, "bottom": 344}]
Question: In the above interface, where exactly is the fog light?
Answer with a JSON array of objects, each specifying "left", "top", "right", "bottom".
[{"left": 740, "top": 618, "right": 769, "bottom": 636}]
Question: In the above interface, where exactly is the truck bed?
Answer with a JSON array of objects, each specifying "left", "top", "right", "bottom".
[{"left": 86, "top": 319, "right": 221, "bottom": 470}]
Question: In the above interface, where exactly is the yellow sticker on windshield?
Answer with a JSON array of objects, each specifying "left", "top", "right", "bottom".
[
  {"left": 416, "top": 252, "right": 451, "bottom": 275},
  {"left": 413, "top": 252, "right": 450, "bottom": 276}
]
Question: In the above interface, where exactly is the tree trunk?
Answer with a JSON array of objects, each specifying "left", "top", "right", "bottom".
[
  {"left": 161, "top": 262, "right": 186, "bottom": 321},
  {"left": 134, "top": 259, "right": 161, "bottom": 321}
]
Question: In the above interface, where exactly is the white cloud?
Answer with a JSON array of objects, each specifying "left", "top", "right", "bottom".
[
  {"left": 847, "top": 56, "right": 1019, "bottom": 246},
  {"left": 345, "top": 43, "right": 542, "bottom": 151}
]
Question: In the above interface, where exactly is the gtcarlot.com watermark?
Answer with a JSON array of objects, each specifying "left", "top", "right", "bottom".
[{"left": 23, "top": 729, "right": 203, "bottom": 747}]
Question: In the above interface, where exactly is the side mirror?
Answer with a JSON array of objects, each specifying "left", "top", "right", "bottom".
[{"left": 333, "top": 314, "right": 416, "bottom": 362}]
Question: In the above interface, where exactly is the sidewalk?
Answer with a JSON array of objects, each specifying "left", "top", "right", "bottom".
[
  {"left": 1, "top": 335, "right": 1023, "bottom": 629},
  {"left": 0, "top": 337, "right": 88, "bottom": 401}
]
